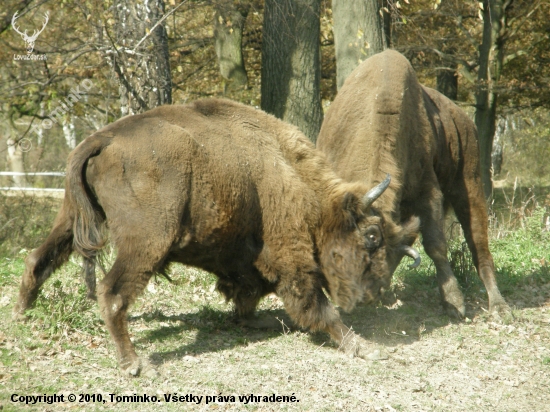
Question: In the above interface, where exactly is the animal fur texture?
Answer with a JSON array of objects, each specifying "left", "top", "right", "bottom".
[
  {"left": 14, "top": 98, "right": 419, "bottom": 376},
  {"left": 317, "top": 50, "right": 509, "bottom": 317}
]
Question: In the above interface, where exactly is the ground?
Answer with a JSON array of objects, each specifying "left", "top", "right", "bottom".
[{"left": 0, "top": 255, "right": 549, "bottom": 412}]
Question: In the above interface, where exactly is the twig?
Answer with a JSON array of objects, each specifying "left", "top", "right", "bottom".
[{"left": 132, "top": 1, "right": 188, "bottom": 52}]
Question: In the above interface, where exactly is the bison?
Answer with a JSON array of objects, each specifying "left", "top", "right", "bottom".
[
  {"left": 317, "top": 50, "right": 509, "bottom": 318},
  {"left": 14, "top": 98, "right": 420, "bottom": 376}
]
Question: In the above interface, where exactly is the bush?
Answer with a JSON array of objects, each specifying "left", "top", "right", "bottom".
[{"left": 0, "top": 194, "right": 61, "bottom": 256}]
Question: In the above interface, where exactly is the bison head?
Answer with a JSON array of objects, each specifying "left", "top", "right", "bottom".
[{"left": 320, "top": 175, "right": 420, "bottom": 312}]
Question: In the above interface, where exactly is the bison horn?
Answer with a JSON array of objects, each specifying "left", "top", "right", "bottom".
[
  {"left": 362, "top": 174, "right": 391, "bottom": 209},
  {"left": 401, "top": 245, "right": 421, "bottom": 269}
]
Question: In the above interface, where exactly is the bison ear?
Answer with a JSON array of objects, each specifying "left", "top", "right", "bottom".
[{"left": 339, "top": 192, "right": 362, "bottom": 228}]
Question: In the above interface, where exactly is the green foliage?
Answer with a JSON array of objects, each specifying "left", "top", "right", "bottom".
[
  {"left": 0, "top": 195, "right": 61, "bottom": 256},
  {"left": 500, "top": 109, "right": 550, "bottom": 186},
  {"left": 393, "top": 201, "right": 550, "bottom": 300},
  {"left": 26, "top": 277, "right": 101, "bottom": 336},
  {"left": 491, "top": 206, "right": 550, "bottom": 292}
]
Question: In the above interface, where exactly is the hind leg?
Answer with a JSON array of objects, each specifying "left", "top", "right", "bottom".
[
  {"left": 97, "top": 256, "right": 157, "bottom": 377},
  {"left": 82, "top": 257, "right": 97, "bottom": 300},
  {"left": 449, "top": 180, "right": 510, "bottom": 315},
  {"left": 419, "top": 187, "right": 465, "bottom": 318},
  {"left": 13, "top": 207, "right": 73, "bottom": 319}
]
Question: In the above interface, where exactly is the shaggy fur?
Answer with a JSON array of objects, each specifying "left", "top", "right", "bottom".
[
  {"left": 14, "top": 98, "right": 419, "bottom": 376},
  {"left": 317, "top": 50, "right": 509, "bottom": 317}
]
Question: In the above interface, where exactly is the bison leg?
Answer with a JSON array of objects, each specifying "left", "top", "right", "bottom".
[
  {"left": 450, "top": 185, "right": 510, "bottom": 315},
  {"left": 82, "top": 257, "right": 97, "bottom": 301},
  {"left": 216, "top": 274, "right": 281, "bottom": 329},
  {"left": 277, "top": 274, "right": 384, "bottom": 360},
  {"left": 419, "top": 188, "right": 466, "bottom": 318},
  {"left": 13, "top": 210, "right": 73, "bottom": 319},
  {"left": 97, "top": 258, "right": 156, "bottom": 377}
]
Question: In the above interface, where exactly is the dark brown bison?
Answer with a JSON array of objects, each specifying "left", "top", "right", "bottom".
[
  {"left": 317, "top": 50, "right": 509, "bottom": 318},
  {"left": 14, "top": 98, "right": 420, "bottom": 376}
]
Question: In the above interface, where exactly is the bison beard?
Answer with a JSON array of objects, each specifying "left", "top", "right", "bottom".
[
  {"left": 317, "top": 50, "right": 510, "bottom": 318},
  {"left": 13, "top": 98, "right": 419, "bottom": 376}
]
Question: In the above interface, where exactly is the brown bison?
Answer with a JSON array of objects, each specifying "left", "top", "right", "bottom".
[
  {"left": 317, "top": 50, "right": 509, "bottom": 318},
  {"left": 14, "top": 98, "right": 420, "bottom": 376}
]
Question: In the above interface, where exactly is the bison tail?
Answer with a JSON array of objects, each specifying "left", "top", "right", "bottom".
[{"left": 66, "top": 134, "right": 111, "bottom": 259}]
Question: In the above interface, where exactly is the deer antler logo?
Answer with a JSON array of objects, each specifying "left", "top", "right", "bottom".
[{"left": 11, "top": 11, "right": 49, "bottom": 54}]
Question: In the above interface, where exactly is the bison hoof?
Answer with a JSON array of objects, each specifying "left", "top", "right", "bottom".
[
  {"left": 122, "top": 359, "right": 158, "bottom": 378},
  {"left": 12, "top": 303, "right": 29, "bottom": 322},
  {"left": 443, "top": 301, "right": 466, "bottom": 319},
  {"left": 489, "top": 300, "right": 512, "bottom": 316},
  {"left": 339, "top": 333, "right": 388, "bottom": 361}
]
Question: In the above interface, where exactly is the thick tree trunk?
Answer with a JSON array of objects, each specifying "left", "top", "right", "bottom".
[
  {"left": 333, "top": 0, "right": 386, "bottom": 90},
  {"left": 261, "top": 0, "right": 323, "bottom": 143},
  {"left": 214, "top": 1, "right": 249, "bottom": 91},
  {"left": 112, "top": 0, "right": 172, "bottom": 115},
  {"left": 475, "top": 0, "right": 508, "bottom": 200}
]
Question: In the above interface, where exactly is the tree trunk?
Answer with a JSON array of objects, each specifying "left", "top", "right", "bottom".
[
  {"left": 475, "top": 0, "right": 509, "bottom": 199},
  {"left": 261, "top": 0, "right": 323, "bottom": 143},
  {"left": 112, "top": 0, "right": 172, "bottom": 116},
  {"left": 6, "top": 139, "right": 26, "bottom": 187},
  {"left": 62, "top": 118, "right": 76, "bottom": 149},
  {"left": 333, "top": 0, "right": 386, "bottom": 90},
  {"left": 381, "top": 0, "right": 392, "bottom": 48},
  {"left": 437, "top": 66, "right": 458, "bottom": 100},
  {"left": 214, "top": 1, "right": 249, "bottom": 91}
]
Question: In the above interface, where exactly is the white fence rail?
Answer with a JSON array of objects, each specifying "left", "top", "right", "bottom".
[
  {"left": 0, "top": 172, "right": 65, "bottom": 177},
  {"left": 0, "top": 171, "right": 65, "bottom": 198}
]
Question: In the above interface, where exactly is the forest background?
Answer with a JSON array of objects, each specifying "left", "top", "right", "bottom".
[{"left": 0, "top": 0, "right": 549, "bottom": 197}]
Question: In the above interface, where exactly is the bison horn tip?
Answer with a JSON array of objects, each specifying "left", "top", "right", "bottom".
[
  {"left": 402, "top": 245, "right": 421, "bottom": 269},
  {"left": 362, "top": 174, "right": 391, "bottom": 209}
]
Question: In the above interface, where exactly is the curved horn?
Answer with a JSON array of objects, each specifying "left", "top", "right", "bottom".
[
  {"left": 401, "top": 245, "right": 421, "bottom": 269},
  {"left": 362, "top": 174, "right": 391, "bottom": 209}
]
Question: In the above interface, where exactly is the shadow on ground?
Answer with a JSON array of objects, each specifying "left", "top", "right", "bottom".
[{"left": 131, "top": 263, "right": 549, "bottom": 368}]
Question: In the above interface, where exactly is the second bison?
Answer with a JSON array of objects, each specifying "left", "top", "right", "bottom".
[
  {"left": 318, "top": 50, "right": 509, "bottom": 317},
  {"left": 14, "top": 98, "right": 420, "bottom": 376}
]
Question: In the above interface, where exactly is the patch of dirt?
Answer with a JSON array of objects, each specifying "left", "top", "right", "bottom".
[{"left": 1, "top": 273, "right": 549, "bottom": 411}]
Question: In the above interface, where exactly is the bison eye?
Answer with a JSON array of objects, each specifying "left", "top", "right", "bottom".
[{"left": 365, "top": 225, "right": 382, "bottom": 250}]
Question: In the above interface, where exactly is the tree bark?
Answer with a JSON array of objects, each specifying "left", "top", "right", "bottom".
[
  {"left": 475, "top": 0, "right": 509, "bottom": 199},
  {"left": 214, "top": 1, "right": 249, "bottom": 91},
  {"left": 333, "top": 0, "right": 386, "bottom": 90},
  {"left": 112, "top": 0, "right": 172, "bottom": 116},
  {"left": 6, "top": 139, "right": 26, "bottom": 187},
  {"left": 437, "top": 66, "right": 458, "bottom": 100},
  {"left": 381, "top": 0, "right": 392, "bottom": 48},
  {"left": 261, "top": 0, "right": 323, "bottom": 143}
]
